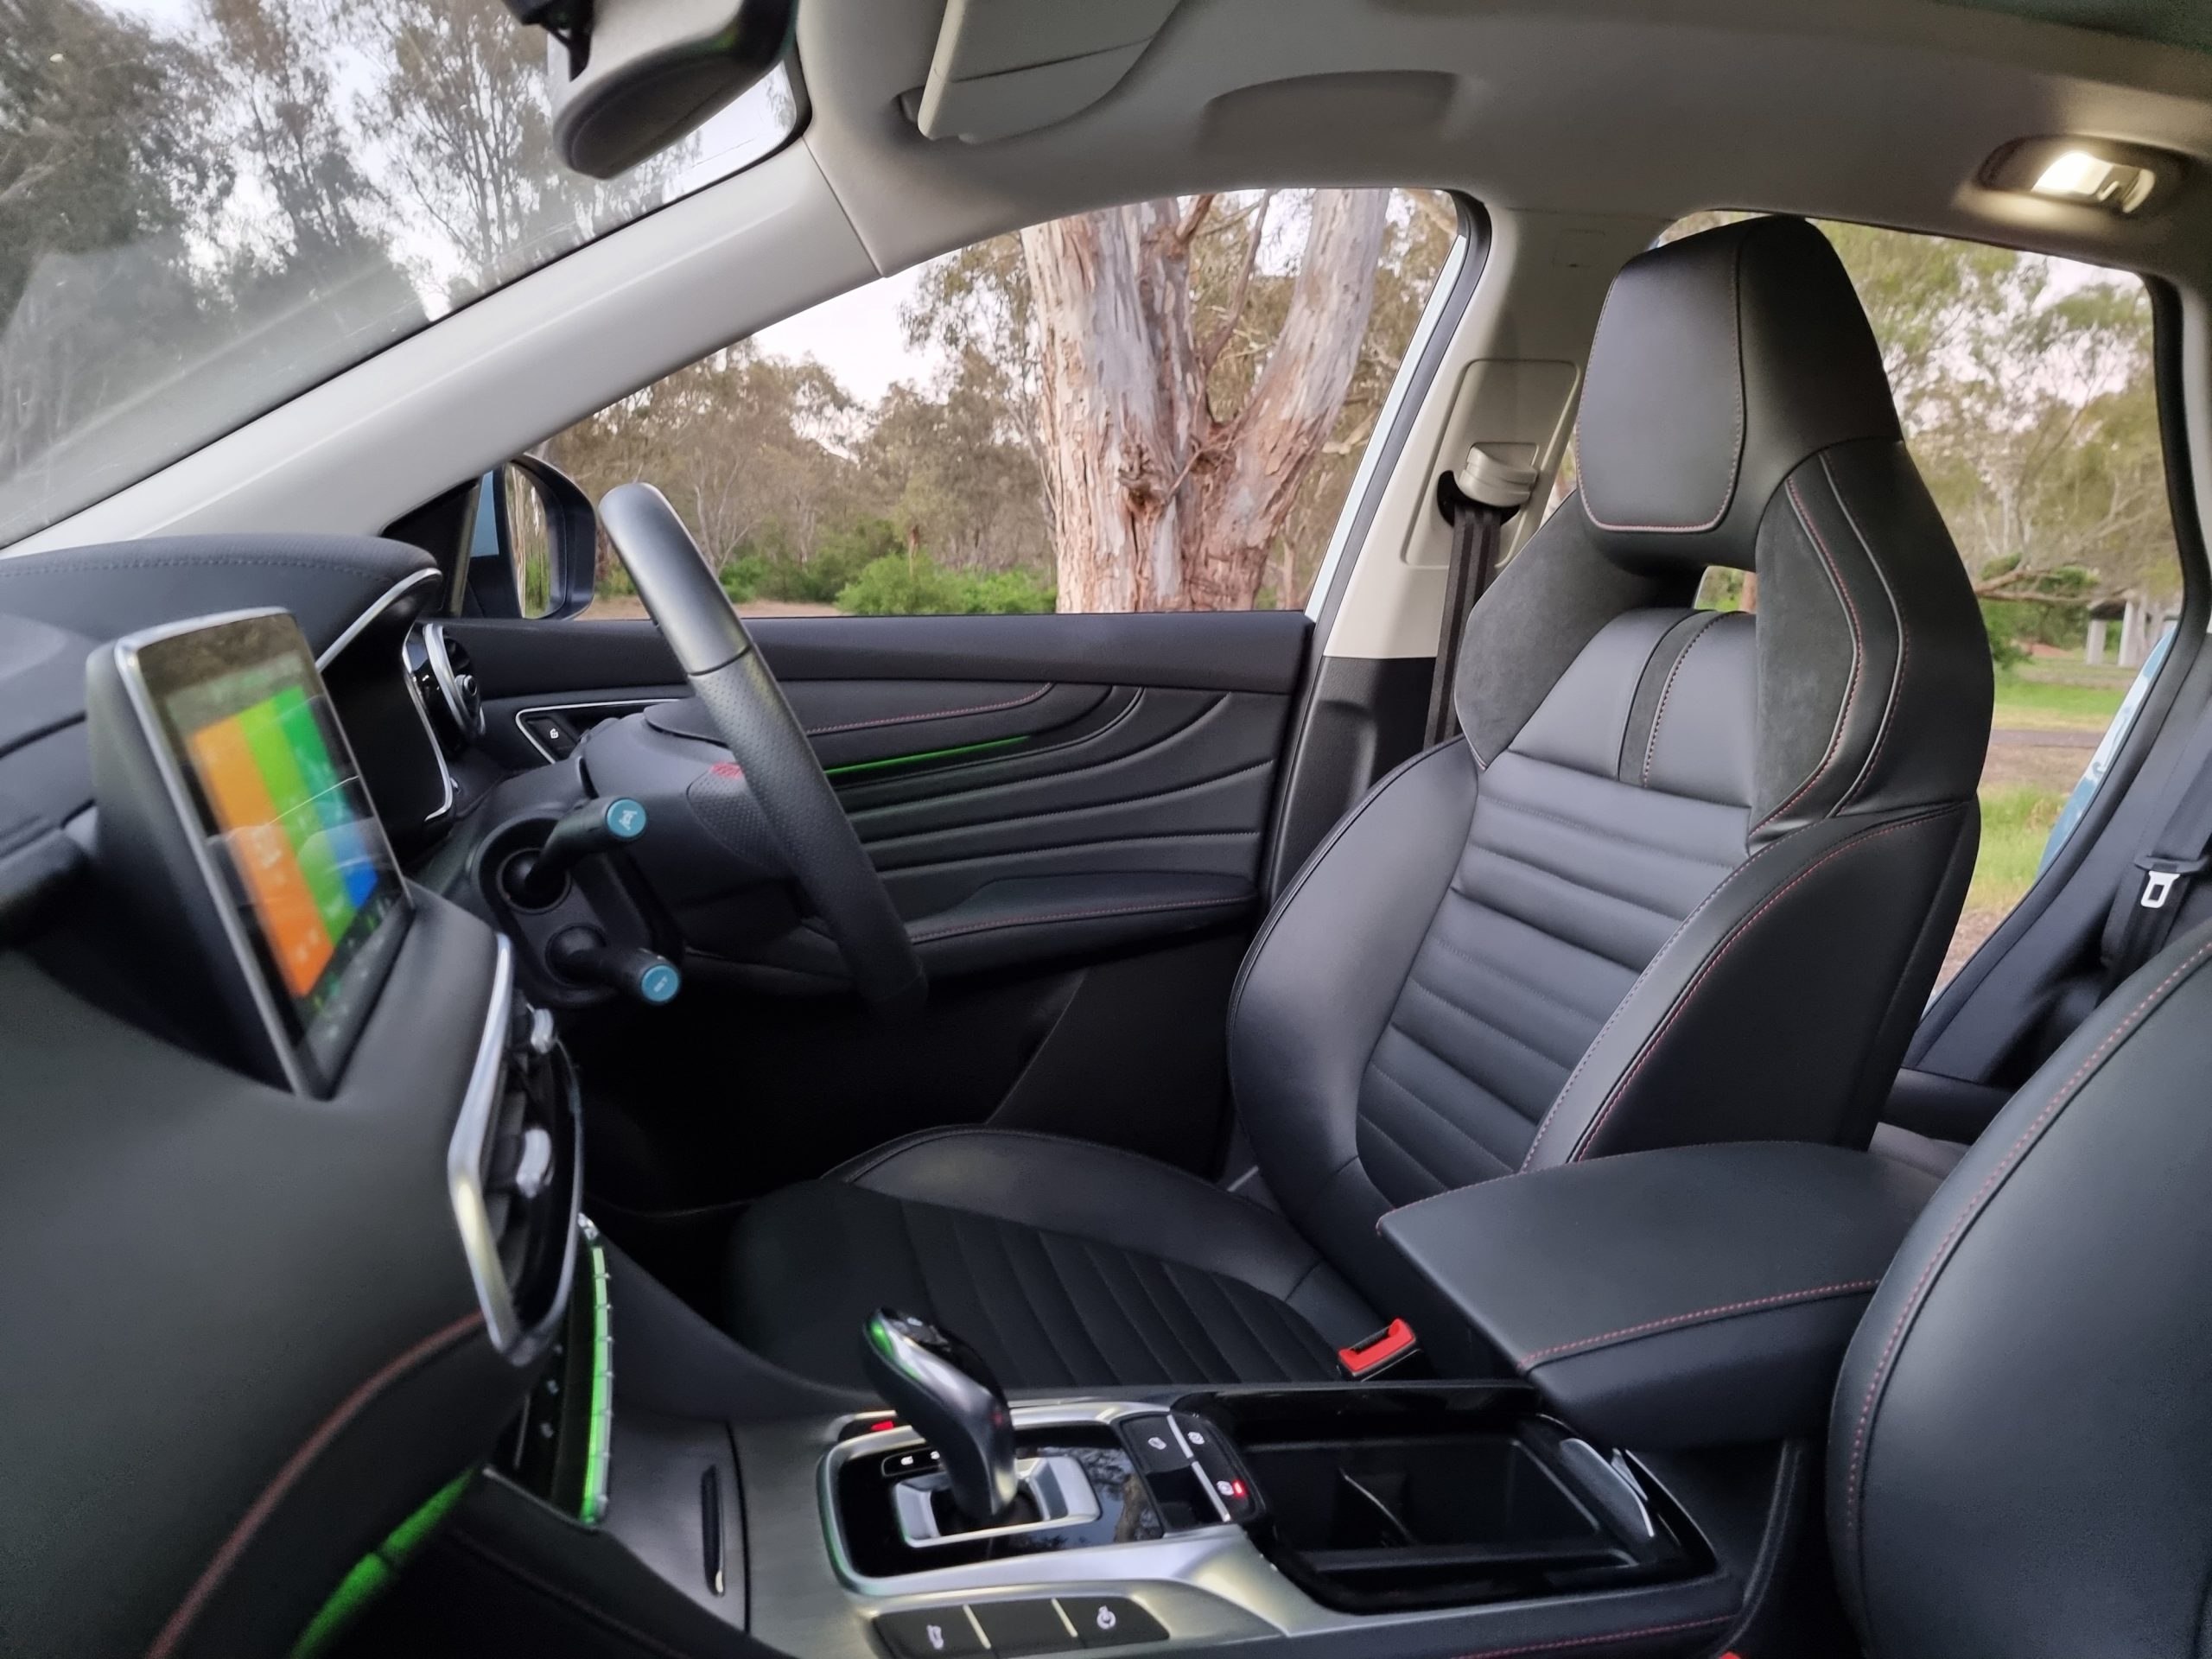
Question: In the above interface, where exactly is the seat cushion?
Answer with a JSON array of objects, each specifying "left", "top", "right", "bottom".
[{"left": 723, "top": 1128, "right": 1377, "bottom": 1390}]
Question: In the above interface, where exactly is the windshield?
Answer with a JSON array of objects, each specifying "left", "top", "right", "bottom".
[{"left": 0, "top": 0, "right": 797, "bottom": 547}]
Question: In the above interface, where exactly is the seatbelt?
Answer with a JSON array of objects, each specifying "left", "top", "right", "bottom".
[
  {"left": 2105, "top": 733, "right": 2212, "bottom": 990},
  {"left": 1425, "top": 445, "right": 1540, "bottom": 747}
]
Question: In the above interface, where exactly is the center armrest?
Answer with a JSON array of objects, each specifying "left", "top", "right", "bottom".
[{"left": 1378, "top": 1143, "right": 1940, "bottom": 1449}]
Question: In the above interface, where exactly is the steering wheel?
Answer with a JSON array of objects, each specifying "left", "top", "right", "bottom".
[{"left": 600, "top": 483, "right": 926, "bottom": 1015}]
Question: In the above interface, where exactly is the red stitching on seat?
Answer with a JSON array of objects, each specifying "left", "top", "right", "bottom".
[
  {"left": 1443, "top": 1614, "right": 1733, "bottom": 1658},
  {"left": 1518, "top": 1280, "right": 1881, "bottom": 1368},
  {"left": 146, "top": 1309, "right": 486, "bottom": 1659},
  {"left": 1839, "top": 931, "right": 2212, "bottom": 1565},
  {"left": 1566, "top": 810, "right": 1949, "bottom": 1162},
  {"left": 804, "top": 683, "right": 1051, "bottom": 737}
]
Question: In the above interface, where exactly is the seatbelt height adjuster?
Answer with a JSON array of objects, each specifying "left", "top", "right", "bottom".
[
  {"left": 1338, "top": 1318, "right": 1419, "bottom": 1380},
  {"left": 2138, "top": 854, "right": 2209, "bottom": 910}
]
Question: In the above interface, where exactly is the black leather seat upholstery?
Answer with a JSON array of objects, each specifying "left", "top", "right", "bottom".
[
  {"left": 1831, "top": 922, "right": 2212, "bottom": 1657},
  {"left": 723, "top": 216, "right": 1993, "bottom": 1391}
]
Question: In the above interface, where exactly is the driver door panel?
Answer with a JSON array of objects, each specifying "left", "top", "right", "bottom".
[
  {"left": 452, "top": 611, "right": 1306, "bottom": 969},
  {"left": 446, "top": 611, "right": 1310, "bottom": 1228}
]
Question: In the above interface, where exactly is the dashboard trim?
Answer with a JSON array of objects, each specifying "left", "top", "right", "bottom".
[
  {"left": 315, "top": 569, "right": 456, "bottom": 828},
  {"left": 514, "top": 697, "right": 677, "bottom": 764},
  {"left": 397, "top": 643, "right": 459, "bottom": 824},
  {"left": 314, "top": 567, "right": 440, "bottom": 669}
]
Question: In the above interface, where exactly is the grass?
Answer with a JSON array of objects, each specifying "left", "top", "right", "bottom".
[
  {"left": 1967, "top": 783, "right": 2070, "bottom": 914},
  {"left": 1991, "top": 662, "right": 2132, "bottom": 733}
]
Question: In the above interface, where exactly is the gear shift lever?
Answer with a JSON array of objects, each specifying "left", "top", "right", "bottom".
[{"left": 861, "top": 1309, "right": 1019, "bottom": 1522}]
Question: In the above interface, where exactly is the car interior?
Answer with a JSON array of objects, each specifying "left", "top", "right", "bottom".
[{"left": 5, "top": 2, "right": 2212, "bottom": 1658}]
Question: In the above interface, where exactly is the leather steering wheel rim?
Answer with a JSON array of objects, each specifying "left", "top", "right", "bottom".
[{"left": 599, "top": 483, "right": 926, "bottom": 1014}]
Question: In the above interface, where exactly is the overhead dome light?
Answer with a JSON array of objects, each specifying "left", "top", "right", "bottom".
[
  {"left": 1981, "top": 137, "right": 2177, "bottom": 216},
  {"left": 2032, "top": 150, "right": 2156, "bottom": 211}
]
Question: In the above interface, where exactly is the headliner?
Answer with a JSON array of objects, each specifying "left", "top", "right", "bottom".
[{"left": 795, "top": 0, "right": 2212, "bottom": 283}]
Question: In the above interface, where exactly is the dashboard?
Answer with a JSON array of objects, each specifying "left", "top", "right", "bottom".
[{"left": 0, "top": 535, "right": 582, "bottom": 1657}]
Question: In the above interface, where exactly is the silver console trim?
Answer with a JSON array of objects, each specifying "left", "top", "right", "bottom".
[
  {"left": 750, "top": 1396, "right": 1744, "bottom": 1659},
  {"left": 444, "top": 938, "right": 582, "bottom": 1364},
  {"left": 894, "top": 1455, "right": 1100, "bottom": 1548},
  {"left": 818, "top": 1402, "right": 1338, "bottom": 1641}
]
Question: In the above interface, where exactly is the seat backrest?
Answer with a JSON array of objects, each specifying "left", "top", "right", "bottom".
[
  {"left": 1230, "top": 216, "right": 1992, "bottom": 1312},
  {"left": 1830, "top": 922, "right": 2212, "bottom": 1659}
]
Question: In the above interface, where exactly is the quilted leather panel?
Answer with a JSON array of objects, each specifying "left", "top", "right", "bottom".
[
  {"left": 1356, "top": 757, "right": 1747, "bottom": 1201},
  {"left": 899, "top": 1201, "right": 1344, "bottom": 1388},
  {"left": 1352, "top": 614, "right": 1751, "bottom": 1206},
  {"left": 726, "top": 1178, "right": 1350, "bottom": 1390}
]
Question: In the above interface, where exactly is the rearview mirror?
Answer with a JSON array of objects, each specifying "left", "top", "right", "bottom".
[{"left": 504, "top": 0, "right": 794, "bottom": 179}]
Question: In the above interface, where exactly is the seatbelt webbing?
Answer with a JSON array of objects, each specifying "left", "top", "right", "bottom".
[
  {"left": 1424, "top": 478, "right": 1505, "bottom": 747},
  {"left": 1424, "top": 445, "right": 1538, "bottom": 748}
]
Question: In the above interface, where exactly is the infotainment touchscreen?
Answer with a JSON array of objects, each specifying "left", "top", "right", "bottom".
[{"left": 115, "top": 610, "right": 410, "bottom": 1093}]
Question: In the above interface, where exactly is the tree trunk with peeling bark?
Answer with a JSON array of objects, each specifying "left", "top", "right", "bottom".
[{"left": 1021, "top": 190, "right": 1391, "bottom": 612}]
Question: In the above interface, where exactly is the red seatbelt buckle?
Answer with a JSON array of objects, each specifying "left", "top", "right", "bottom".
[{"left": 1338, "top": 1318, "right": 1418, "bottom": 1379}]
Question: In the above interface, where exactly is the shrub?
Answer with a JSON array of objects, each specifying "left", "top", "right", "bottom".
[{"left": 836, "top": 553, "right": 1055, "bottom": 616}]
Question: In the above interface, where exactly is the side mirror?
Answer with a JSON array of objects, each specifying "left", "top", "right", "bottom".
[
  {"left": 467, "top": 456, "right": 600, "bottom": 620},
  {"left": 504, "top": 0, "right": 794, "bottom": 180}
]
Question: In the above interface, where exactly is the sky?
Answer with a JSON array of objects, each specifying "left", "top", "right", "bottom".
[{"left": 753, "top": 267, "right": 938, "bottom": 405}]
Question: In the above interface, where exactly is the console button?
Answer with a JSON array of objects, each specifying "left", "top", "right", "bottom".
[
  {"left": 971, "top": 1599, "right": 1078, "bottom": 1654},
  {"left": 1177, "top": 1414, "right": 1260, "bottom": 1522},
  {"left": 880, "top": 1446, "right": 942, "bottom": 1478},
  {"left": 1118, "top": 1415, "right": 1190, "bottom": 1476},
  {"left": 874, "top": 1608, "right": 986, "bottom": 1658},
  {"left": 1058, "top": 1597, "right": 1167, "bottom": 1648}
]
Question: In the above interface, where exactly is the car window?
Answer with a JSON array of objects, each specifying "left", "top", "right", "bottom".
[
  {"left": 546, "top": 189, "right": 1460, "bottom": 618},
  {"left": 0, "top": 0, "right": 798, "bottom": 550},
  {"left": 1658, "top": 214, "right": 2182, "bottom": 987}
]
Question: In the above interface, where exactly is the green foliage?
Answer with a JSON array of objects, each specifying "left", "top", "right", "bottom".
[
  {"left": 721, "top": 518, "right": 901, "bottom": 604},
  {"left": 1991, "top": 667, "right": 2130, "bottom": 733},
  {"left": 1819, "top": 222, "right": 2177, "bottom": 612},
  {"left": 835, "top": 552, "right": 1054, "bottom": 616},
  {"left": 1969, "top": 784, "right": 2069, "bottom": 914}
]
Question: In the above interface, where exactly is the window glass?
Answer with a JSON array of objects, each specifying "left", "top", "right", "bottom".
[
  {"left": 552, "top": 189, "right": 1459, "bottom": 618},
  {"left": 1660, "top": 214, "right": 2181, "bottom": 984},
  {"left": 0, "top": 0, "right": 797, "bottom": 547}
]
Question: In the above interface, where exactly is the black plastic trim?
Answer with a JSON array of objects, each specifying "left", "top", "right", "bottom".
[
  {"left": 450, "top": 611, "right": 1312, "bottom": 699},
  {"left": 1268, "top": 195, "right": 1491, "bottom": 896}
]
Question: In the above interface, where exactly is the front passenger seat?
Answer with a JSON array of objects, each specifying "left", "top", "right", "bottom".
[{"left": 724, "top": 215, "right": 1993, "bottom": 1390}]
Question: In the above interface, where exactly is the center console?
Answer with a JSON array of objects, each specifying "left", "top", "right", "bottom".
[
  {"left": 429, "top": 1131, "right": 1934, "bottom": 1659},
  {"left": 811, "top": 1384, "right": 1712, "bottom": 1656}
]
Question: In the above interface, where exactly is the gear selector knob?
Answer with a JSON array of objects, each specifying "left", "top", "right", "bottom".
[{"left": 861, "top": 1309, "right": 1018, "bottom": 1522}]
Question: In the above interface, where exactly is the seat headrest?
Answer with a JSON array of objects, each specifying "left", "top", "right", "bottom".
[{"left": 1577, "top": 216, "right": 1901, "bottom": 575}]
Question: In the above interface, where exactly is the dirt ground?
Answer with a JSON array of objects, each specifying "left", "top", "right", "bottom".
[
  {"left": 1936, "top": 728, "right": 2101, "bottom": 987},
  {"left": 1979, "top": 728, "right": 2103, "bottom": 792}
]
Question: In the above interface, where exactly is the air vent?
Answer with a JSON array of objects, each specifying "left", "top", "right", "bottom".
[{"left": 424, "top": 623, "right": 486, "bottom": 748}]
